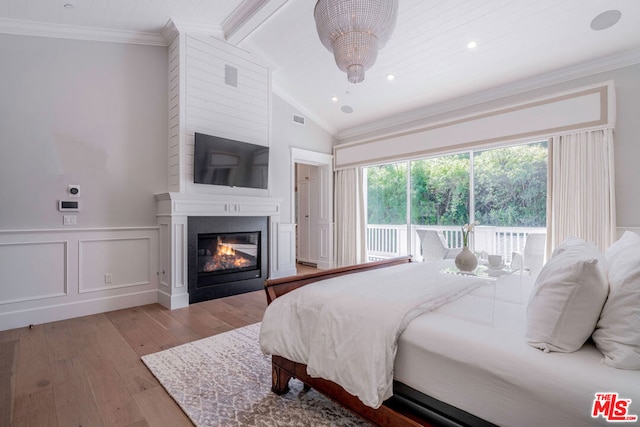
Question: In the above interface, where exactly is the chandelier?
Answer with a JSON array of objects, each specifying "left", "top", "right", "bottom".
[{"left": 314, "top": 0, "right": 399, "bottom": 84}]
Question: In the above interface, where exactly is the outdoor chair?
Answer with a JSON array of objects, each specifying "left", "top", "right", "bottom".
[
  {"left": 511, "top": 233, "right": 546, "bottom": 276},
  {"left": 416, "top": 229, "right": 462, "bottom": 262}
]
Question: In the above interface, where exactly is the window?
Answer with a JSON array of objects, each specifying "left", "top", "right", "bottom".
[
  {"left": 366, "top": 163, "right": 408, "bottom": 259},
  {"left": 366, "top": 163, "right": 407, "bottom": 226},
  {"left": 364, "top": 141, "right": 548, "bottom": 261},
  {"left": 410, "top": 153, "right": 470, "bottom": 226},
  {"left": 474, "top": 143, "right": 547, "bottom": 227},
  {"left": 410, "top": 153, "right": 470, "bottom": 252}
]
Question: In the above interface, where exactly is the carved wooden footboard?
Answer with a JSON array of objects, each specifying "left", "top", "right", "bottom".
[
  {"left": 263, "top": 256, "right": 413, "bottom": 304},
  {"left": 263, "top": 256, "right": 435, "bottom": 427}
]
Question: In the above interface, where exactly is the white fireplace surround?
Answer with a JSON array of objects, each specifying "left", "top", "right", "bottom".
[{"left": 155, "top": 192, "right": 294, "bottom": 309}]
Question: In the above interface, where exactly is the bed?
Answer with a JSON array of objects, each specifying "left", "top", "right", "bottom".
[{"left": 260, "top": 248, "right": 640, "bottom": 426}]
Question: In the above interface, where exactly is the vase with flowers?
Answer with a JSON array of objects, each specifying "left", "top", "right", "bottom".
[{"left": 455, "top": 221, "right": 479, "bottom": 272}]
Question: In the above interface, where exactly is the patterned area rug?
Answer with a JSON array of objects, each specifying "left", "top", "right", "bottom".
[{"left": 141, "top": 323, "right": 370, "bottom": 426}]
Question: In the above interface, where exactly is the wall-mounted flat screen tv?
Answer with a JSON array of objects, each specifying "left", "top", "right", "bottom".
[{"left": 193, "top": 132, "right": 269, "bottom": 190}]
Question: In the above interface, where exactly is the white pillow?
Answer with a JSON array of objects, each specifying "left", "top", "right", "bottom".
[
  {"left": 592, "top": 231, "right": 640, "bottom": 369},
  {"left": 526, "top": 237, "right": 608, "bottom": 353}
]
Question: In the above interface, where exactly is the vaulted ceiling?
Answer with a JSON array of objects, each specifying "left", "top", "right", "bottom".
[{"left": 1, "top": 0, "right": 639, "bottom": 139}]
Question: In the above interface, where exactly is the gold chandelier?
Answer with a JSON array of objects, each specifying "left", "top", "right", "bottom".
[{"left": 314, "top": 0, "right": 399, "bottom": 84}]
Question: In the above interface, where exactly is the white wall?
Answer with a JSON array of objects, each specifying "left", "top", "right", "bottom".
[
  {"left": 0, "top": 34, "right": 168, "bottom": 228},
  {"left": 167, "top": 32, "right": 271, "bottom": 196},
  {"left": 0, "top": 34, "right": 167, "bottom": 330},
  {"left": 270, "top": 94, "right": 336, "bottom": 225},
  {"left": 0, "top": 33, "right": 335, "bottom": 329}
]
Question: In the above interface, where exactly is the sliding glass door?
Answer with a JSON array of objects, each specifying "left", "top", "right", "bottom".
[
  {"left": 410, "top": 153, "right": 470, "bottom": 256},
  {"left": 473, "top": 142, "right": 547, "bottom": 259},
  {"left": 364, "top": 141, "right": 547, "bottom": 261},
  {"left": 365, "top": 163, "right": 408, "bottom": 259}
]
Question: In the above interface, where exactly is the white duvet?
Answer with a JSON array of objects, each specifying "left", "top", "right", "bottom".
[{"left": 259, "top": 261, "right": 487, "bottom": 408}]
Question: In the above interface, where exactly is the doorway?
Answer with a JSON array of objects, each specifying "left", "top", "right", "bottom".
[
  {"left": 291, "top": 148, "right": 334, "bottom": 270},
  {"left": 296, "top": 163, "right": 319, "bottom": 266}
]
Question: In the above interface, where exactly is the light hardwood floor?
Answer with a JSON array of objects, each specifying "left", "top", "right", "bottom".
[
  {"left": 295, "top": 262, "right": 319, "bottom": 276},
  {"left": 0, "top": 290, "right": 269, "bottom": 427}
]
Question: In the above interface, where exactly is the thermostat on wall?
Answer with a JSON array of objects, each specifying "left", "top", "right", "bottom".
[{"left": 58, "top": 200, "right": 79, "bottom": 211}]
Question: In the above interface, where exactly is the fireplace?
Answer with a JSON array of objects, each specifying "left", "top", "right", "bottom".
[
  {"left": 188, "top": 216, "right": 267, "bottom": 304},
  {"left": 197, "top": 232, "right": 260, "bottom": 281}
]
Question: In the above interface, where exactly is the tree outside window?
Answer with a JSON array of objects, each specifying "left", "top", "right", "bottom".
[
  {"left": 474, "top": 142, "right": 547, "bottom": 227},
  {"left": 410, "top": 153, "right": 470, "bottom": 226}
]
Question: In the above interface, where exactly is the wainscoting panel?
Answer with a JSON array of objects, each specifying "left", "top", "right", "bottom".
[
  {"left": 274, "top": 222, "right": 296, "bottom": 278},
  {"left": 0, "top": 227, "right": 159, "bottom": 331},
  {"left": 317, "top": 222, "right": 333, "bottom": 270},
  {"left": 78, "top": 237, "right": 151, "bottom": 293},
  {"left": 173, "top": 222, "right": 186, "bottom": 288},
  {"left": 159, "top": 222, "right": 171, "bottom": 290},
  {"left": 0, "top": 240, "right": 67, "bottom": 304}
]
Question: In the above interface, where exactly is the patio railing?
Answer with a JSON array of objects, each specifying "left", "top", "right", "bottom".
[{"left": 366, "top": 224, "right": 546, "bottom": 263}]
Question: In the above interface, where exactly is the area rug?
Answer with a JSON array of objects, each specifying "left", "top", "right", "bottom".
[{"left": 141, "top": 323, "right": 370, "bottom": 426}]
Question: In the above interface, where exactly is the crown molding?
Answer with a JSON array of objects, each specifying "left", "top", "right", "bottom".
[
  {"left": 336, "top": 48, "right": 640, "bottom": 143},
  {"left": 161, "top": 19, "right": 180, "bottom": 44},
  {"left": 165, "top": 19, "right": 224, "bottom": 40},
  {"left": 0, "top": 17, "right": 167, "bottom": 46}
]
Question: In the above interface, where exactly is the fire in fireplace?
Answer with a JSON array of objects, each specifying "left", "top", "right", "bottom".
[
  {"left": 198, "top": 232, "right": 259, "bottom": 276},
  {"left": 187, "top": 216, "right": 268, "bottom": 304}
]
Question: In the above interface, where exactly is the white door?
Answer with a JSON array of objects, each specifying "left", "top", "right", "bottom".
[
  {"left": 296, "top": 164, "right": 319, "bottom": 265},
  {"left": 297, "top": 180, "right": 310, "bottom": 262}
]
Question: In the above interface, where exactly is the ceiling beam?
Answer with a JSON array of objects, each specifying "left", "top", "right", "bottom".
[{"left": 224, "top": 0, "right": 289, "bottom": 45}]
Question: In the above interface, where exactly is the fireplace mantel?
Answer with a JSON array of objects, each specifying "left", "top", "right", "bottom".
[
  {"left": 156, "top": 192, "right": 281, "bottom": 218},
  {"left": 155, "top": 192, "right": 291, "bottom": 309}
]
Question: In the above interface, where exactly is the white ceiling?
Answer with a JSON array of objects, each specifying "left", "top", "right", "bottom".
[{"left": 1, "top": 0, "right": 640, "bottom": 139}]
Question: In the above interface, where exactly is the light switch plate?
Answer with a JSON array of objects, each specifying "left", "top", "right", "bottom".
[{"left": 63, "top": 215, "right": 77, "bottom": 225}]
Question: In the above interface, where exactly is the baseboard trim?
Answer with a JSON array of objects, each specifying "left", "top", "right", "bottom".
[
  {"left": 0, "top": 289, "right": 158, "bottom": 331},
  {"left": 316, "top": 260, "right": 333, "bottom": 270},
  {"left": 157, "top": 289, "right": 189, "bottom": 310}
]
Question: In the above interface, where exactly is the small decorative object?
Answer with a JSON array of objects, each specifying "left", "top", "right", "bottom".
[
  {"left": 488, "top": 254, "right": 504, "bottom": 268},
  {"left": 455, "top": 246, "right": 478, "bottom": 272},
  {"left": 455, "top": 221, "right": 479, "bottom": 272}
]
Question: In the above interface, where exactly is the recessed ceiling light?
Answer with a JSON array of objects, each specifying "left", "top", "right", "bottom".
[
  {"left": 331, "top": 96, "right": 338, "bottom": 102},
  {"left": 386, "top": 74, "right": 395, "bottom": 81},
  {"left": 467, "top": 41, "right": 477, "bottom": 49},
  {"left": 341, "top": 105, "right": 354, "bottom": 114},
  {"left": 63, "top": 3, "right": 74, "bottom": 9},
  {"left": 590, "top": 10, "right": 622, "bottom": 31}
]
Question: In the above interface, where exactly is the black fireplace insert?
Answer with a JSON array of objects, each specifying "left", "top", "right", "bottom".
[
  {"left": 197, "top": 232, "right": 260, "bottom": 278},
  {"left": 188, "top": 216, "right": 268, "bottom": 304}
]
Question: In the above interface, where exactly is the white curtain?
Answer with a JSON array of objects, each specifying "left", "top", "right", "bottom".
[
  {"left": 548, "top": 128, "right": 617, "bottom": 252},
  {"left": 334, "top": 167, "right": 367, "bottom": 266}
]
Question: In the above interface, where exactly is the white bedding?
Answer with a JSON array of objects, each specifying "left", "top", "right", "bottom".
[
  {"left": 259, "top": 261, "right": 485, "bottom": 408},
  {"left": 395, "top": 272, "right": 640, "bottom": 426}
]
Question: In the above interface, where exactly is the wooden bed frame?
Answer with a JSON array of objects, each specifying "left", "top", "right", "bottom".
[{"left": 263, "top": 256, "right": 437, "bottom": 427}]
